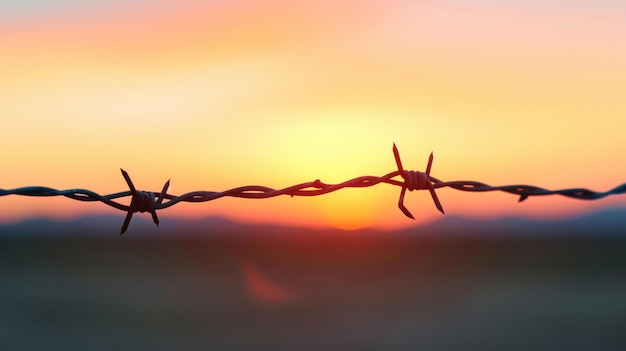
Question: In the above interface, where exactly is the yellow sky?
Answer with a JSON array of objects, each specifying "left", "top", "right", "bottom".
[{"left": 2, "top": 0, "right": 625, "bottom": 229}]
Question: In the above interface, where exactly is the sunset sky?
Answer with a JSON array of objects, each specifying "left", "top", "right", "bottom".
[{"left": 2, "top": 0, "right": 625, "bottom": 230}]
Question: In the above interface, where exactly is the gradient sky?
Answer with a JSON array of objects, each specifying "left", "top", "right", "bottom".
[{"left": 2, "top": 0, "right": 625, "bottom": 229}]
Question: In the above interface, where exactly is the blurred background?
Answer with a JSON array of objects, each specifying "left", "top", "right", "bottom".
[
  {"left": 1, "top": 0, "right": 626, "bottom": 349},
  {"left": 1, "top": 215, "right": 626, "bottom": 350}
]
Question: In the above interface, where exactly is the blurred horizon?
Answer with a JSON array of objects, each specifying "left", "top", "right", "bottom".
[{"left": 2, "top": 205, "right": 625, "bottom": 237}]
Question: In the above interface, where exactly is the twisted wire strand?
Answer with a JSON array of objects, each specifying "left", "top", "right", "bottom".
[{"left": 1, "top": 144, "right": 624, "bottom": 234}]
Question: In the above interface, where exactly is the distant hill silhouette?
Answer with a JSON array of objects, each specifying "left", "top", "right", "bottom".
[{"left": 1, "top": 207, "right": 624, "bottom": 239}]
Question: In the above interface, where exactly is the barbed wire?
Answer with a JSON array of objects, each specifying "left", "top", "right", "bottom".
[{"left": 1, "top": 144, "right": 625, "bottom": 234}]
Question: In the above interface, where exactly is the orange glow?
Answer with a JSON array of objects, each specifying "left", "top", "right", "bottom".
[
  {"left": 242, "top": 259, "right": 294, "bottom": 304},
  {"left": 1, "top": 0, "right": 625, "bottom": 228}
]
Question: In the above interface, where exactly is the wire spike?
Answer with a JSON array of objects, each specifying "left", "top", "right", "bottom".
[
  {"left": 426, "top": 152, "right": 434, "bottom": 175},
  {"left": 393, "top": 143, "right": 404, "bottom": 173},
  {"left": 151, "top": 211, "right": 159, "bottom": 226},
  {"left": 397, "top": 186, "right": 415, "bottom": 219},
  {"left": 157, "top": 179, "right": 170, "bottom": 204},
  {"left": 428, "top": 184, "right": 445, "bottom": 214},
  {"left": 120, "top": 169, "right": 136, "bottom": 193},
  {"left": 121, "top": 211, "right": 133, "bottom": 235}
]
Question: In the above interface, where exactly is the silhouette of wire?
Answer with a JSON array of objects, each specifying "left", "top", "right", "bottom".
[{"left": 1, "top": 144, "right": 624, "bottom": 234}]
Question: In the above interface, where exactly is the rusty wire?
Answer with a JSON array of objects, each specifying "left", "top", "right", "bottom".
[{"left": 1, "top": 144, "right": 625, "bottom": 234}]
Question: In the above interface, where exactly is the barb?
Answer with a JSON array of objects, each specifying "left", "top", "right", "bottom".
[{"left": 1, "top": 144, "right": 625, "bottom": 234}]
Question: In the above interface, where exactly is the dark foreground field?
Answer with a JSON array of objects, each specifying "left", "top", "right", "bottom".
[{"left": 1, "top": 215, "right": 625, "bottom": 350}]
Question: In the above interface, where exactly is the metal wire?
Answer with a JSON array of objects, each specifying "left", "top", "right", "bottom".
[{"left": 2, "top": 144, "right": 625, "bottom": 234}]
